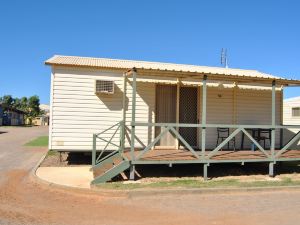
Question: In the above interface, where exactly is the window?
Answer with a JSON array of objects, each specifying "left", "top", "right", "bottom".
[
  {"left": 292, "top": 107, "right": 300, "bottom": 117},
  {"left": 95, "top": 80, "right": 114, "bottom": 94}
]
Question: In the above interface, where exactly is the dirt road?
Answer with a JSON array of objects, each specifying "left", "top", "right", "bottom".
[{"left": 0, "top": 126, "right": 300, "bottom": 225}]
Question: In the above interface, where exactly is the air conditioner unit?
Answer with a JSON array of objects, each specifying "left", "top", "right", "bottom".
[{"left": 95, "top": 80, "right": 114, "bottom": 95}]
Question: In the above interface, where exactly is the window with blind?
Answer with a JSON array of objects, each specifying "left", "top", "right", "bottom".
[{"left": 292, "top": 107, "right": 300, "bottom": 117}]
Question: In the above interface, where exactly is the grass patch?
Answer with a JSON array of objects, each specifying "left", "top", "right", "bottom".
[
  {"left": 96, "top": 177, "right": 300, "bottom": 190},
  {"left": 25, "top": 136, "right": 48, "bottom": 147}
]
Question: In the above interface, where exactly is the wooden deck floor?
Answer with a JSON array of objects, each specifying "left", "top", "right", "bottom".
[{"left": 123, "top": 149, "right": 300, "bottom": 161}]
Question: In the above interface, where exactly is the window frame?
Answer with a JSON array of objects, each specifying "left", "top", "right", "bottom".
[{"left": 292, "top": 107, "right": 300, "bottom": 117}]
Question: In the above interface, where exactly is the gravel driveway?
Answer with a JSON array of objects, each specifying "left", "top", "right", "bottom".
[
  {"left": 0, "top": 126, "right": 300, "bottom": 225},
  {"left": 0, "top": 126, "right": 48, "bottom": 182}
]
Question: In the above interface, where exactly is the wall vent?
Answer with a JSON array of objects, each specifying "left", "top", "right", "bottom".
[{"left": 95, "top": 80, "right": 114, "bottom": 95}]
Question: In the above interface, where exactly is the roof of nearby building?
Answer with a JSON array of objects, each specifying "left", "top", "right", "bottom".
[
  {"left": 284, "top": 96, "right": 300, "bottom": 102},
  {"left": 45, "top": 55, "right": 300, "bottom": 85},
  {"left": 39, "top": 104, "right": 50, "bottom": 116},
  {"left": 40, "top": 104, "right": 50, "bottom": 111},
  {"left": 7, "top": 108, "right": 25, "bottom": 114}
]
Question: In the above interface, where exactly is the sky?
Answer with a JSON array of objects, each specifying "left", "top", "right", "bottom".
[{"left": 0, "top": 0, "right": 299, "bottom": 104}]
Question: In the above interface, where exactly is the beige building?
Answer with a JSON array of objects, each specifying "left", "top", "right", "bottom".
[
  {"left": 283, "top": 96, "right": 300, "bottom": 125},
  {"left": 32, "top": 104, "right": 50, "bottom": 126},
  {"left": 283, "top": 96, "right": 300, "bottom": 149}
]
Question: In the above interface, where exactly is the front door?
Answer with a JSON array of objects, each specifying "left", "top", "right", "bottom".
[
  {"left": 179, "top": 87, "right": 198, "bottom": 147},
  {"left": 155, "top": 84, "right": 177, "bottom": 147}
]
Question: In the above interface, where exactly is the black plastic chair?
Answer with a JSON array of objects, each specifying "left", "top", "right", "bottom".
[{"left": 216, "top": 128, "right": 236, "bottom": 151}]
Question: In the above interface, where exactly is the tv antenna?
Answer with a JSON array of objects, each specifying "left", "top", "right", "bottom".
[{"left": 221, "top": 48, "right": 228, "bottom": 68}]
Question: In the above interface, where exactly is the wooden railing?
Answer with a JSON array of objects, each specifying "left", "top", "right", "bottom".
[
  {"left": 92, "top": 121, "right": 124, "bottom": 167},
  {"left": 92, "top": 121, "right": 300, "bottom": 166},
  {"left": 132, "top": 122, "right": 300, "bottom": 161}
]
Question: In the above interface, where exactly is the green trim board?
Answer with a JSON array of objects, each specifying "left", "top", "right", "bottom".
[
  {"left": 131, "top": 157, "right": 300, "bottom": 165},
  {"left": 133, "top": 122, "right": 300, "bottom": 129}
]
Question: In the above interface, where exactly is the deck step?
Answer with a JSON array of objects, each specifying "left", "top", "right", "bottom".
[
  {"left": 92, "top": 152, "right": 123, "bottom": 178},
  {"left": 91, "top": 151, "right": 130, "bottom": 184},
  {"left": 92, "top": 151, "right": 122, "bottom": 171},
  {"left": 91, "top": 161, "right": 130, "bottom": 184},
  {"left": 93, "top": 162, "right": 115, "bottom": 178}
]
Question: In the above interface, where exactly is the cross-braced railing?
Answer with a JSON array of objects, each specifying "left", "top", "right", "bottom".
[
  {"left": 92, "top": 121, "right": 125, "bottom": 167},
  {"left": 132, "top": 122, "right": 300, "bottom": 161}
]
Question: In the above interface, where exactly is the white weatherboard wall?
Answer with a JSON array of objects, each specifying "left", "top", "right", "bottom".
[
  {"left": 50, "top": 66, "right": 283, "bottom": 152},
  {"left": 50, "top": 67, "right": 155, "bottom": 151},
  {"left": 199, "top": 87, "right": 282, "bottom": 150},
  {"left": 283, "top": 97, "right": 300, "bottom": 149},
  {"left": 235, "top": 88, "right": 282, "bottom": 149},
  {"left": 283, "top": 97, "right": 300, "bottom": 125}
]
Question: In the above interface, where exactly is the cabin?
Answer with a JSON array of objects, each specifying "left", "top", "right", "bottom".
[
  {"left": 32, "top": 116, "right": 49, "bottom": 126},
  {"left": 32, "top": 104, "right": 50, "bottom": 126},
  {"left": 45, "top": 55, "right": 300, "bottom": 184},
  {"left": 2, "top": 108, "right": 25, "bottom": 126},
  {"left": 283, "top": 96, "right": 300, "bottom": 149},
  {"left": 284, "top": 96, "right": 300, "bottom": 125}
]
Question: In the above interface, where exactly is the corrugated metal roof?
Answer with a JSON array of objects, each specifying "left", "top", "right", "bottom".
[
  {"left": 284, "top": 96, "right": 300, "bottom": 102},
  {"left": 45, "top": 55, "right": 299, "bottom": 84}
]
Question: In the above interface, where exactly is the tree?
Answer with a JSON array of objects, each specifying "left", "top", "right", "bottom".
[
  {"left": 0, "top": 95, "right": 42, "bottom": 125},
  {"left": 20, "top": 97, "right": 28, "bottom": 112},
  {"left": 0, "top": 95, "right": 14, "bottom": 111},
  {"left": 13, "top": 97, "right": 21, "bottom": 110},
  {"left": 26, "top": 95, "right": 41, "bottom": 124}
]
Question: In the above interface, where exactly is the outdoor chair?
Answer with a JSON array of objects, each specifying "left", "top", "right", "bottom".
[
  {"left": 216, "top": 128, "right": 236, "bottom": 151},
  {"left": 253, "top": 129, "right": 271, "bottom": 149}
]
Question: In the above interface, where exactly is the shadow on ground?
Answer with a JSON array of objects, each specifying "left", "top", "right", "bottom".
[{"left": 41, "top": 152, "right": 300, "bottom": 180}]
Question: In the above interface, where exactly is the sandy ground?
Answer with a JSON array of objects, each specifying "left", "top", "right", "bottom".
[
  {"left": 36, "top": 165, "right": 300, "bottom": 190},
  {"left": 1, "top": 126, "right": 300, "bottom": 225},
  {"left": 36, "top": 166, "right": 93, "bottom": 188}
]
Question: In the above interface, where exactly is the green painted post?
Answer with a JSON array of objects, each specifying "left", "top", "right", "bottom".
[
  {"left": 203, "top": 164, "right": 208, "bottom": 180},
  {"left": 269, "top": 162, "right": 274, "bottom": 177},
  {"left": 92, "top": 134, "right": 96, "bottom": 167},
  {"left": 130, "top": 164, "right": 135, "bottom": 180},
  {"left": 201, "top": 75, "right": 207, "bottom": 158},
  {"left": 271, "top": 80, "right": 276, "bottom": 158},
  {"left": 130, "top": 68, "right": 137, "bottom": 180},
  {"left": 121, "top": 73, "right": 127, "bottom": 152}
]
